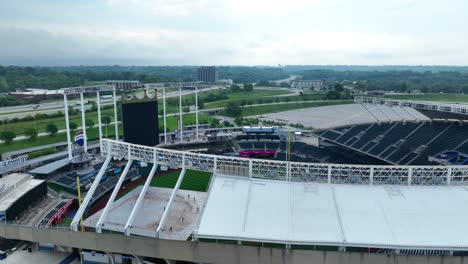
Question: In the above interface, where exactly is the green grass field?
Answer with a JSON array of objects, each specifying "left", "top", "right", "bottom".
[
  {"left": 384, "top": 93, "right": 468, "bottom": 103},
  {"left": 205, "top": 89, "right": 292, "bottom": 108},
  {"left": 240, "top": 100, "right": 353, "bottom": 117},
  {"left": 164, "top": 113, "right": 216, "bottom": 131},
  {"left": 116, "top": 169, "right": 212, "bottom": 200},
  {"left": 151, "top": 170, "right": 212, "bottom": 192}
]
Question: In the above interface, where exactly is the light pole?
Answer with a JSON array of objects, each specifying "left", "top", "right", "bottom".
[
  {"left": 163, "top": 87, "right": 167, "bottom": 144},
  {"left": 179, "top": 86, "right": 183, "bottom": 142}
]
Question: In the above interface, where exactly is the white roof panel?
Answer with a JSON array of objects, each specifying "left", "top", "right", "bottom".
[{"left": 197, "top": 176, "right": 468, "bottom": 249}]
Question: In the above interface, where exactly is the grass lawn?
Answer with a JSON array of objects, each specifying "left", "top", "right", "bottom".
[
  {"left": 240, "top": 100, "right": 353, "bottom": 117},
  {"left": 0, "top": 125, "right": 123, "bottom": 155},
  {"left": 0, "top": 107, "right": 117, "bottom": 136},
  {"left": 384, "top": 93, "right": 468, "bottom": 103},
  {"left": 205, "top": 89, "right": 292, "bottom": 108},
  {"left": 150, "top": 170, "right": 212, "bottom": 192},
  {"left": 164, "top": 113, "right": 215, "bottom": 131}
]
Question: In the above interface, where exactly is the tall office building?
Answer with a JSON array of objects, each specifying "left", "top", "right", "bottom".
[{"left": 197, "top": 66, "right": 218, "bottom": 83}]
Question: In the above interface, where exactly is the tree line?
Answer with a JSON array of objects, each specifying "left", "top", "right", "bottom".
[
  {"left": 296, "top": 69, "right": 468, "bottom": 94},
  {"left": 0, "top": 66, "right": 289, "bottom": 93}
]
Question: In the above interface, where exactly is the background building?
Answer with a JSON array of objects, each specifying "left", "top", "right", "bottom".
[
  {"left": 197, "top": 66, "right": 218, "bottom": 83},
  {"left": 106, "top": 80, "right": 142, "bottom": 90},
  {"left": 295, "top": 80, "right": 325, "bottom": 90}
]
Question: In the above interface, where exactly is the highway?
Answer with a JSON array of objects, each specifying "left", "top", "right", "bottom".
[{"left": 0, "top": 86, "right": 224, "bottom": 121}]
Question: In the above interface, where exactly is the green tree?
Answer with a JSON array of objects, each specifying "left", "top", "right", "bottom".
[
  {"left": 46, "top": 123, "right": 58, "bottom": 136},
  {"left": 85, "top": 119, "right": 94, "bottom": 129},
  {"left": 0, "top": 77, "right": 8, "bottom": 93},
  {"left": 0, "top": 131, "right": 16, "bottom": 144},
  {"left": 325, "top": 90, "right": 341, "bottom": 100},
  {"left": 102, "top": 115, "right": 112, "bottom": 137},
  {"left": 421, "top": 86, "right": 430, "bottom": 94},
  {"left": 210, "top": 119, "right": 219, "bottom": 128},
  {"left": 24, "top": 127, "right": 38, "bottom": 140},
  {"left": 183, "top": 106, "right": 190, "bottom": 113},
  {"left": 230, "top": 84, "right": 241, "bottom": 92},
  {"left": 69, "top": 122, "right": 78, "bottom": 131},
  {"left": 197, "top": 100, "right": 204, "bottom": 110},
  {"left": 400, "top": 82, "right": 408, "bottom": 93},
  {"left": 243, "top": 83, "right": 254, "bottom": 92},
  {"left": 333, "top": 82, "right": 344, "bottom": 92},
  {"left": 68, "top": 106, "right": 76, "bottom": 115},
  {"left": 102, "top": 115, "right": 111, "bottom": 126},
  {"left": 342, "top": 89, "right": 352, "bottom": 99},
  {"left": 225, "top": 102, "right": 243, "bottom": 118}
]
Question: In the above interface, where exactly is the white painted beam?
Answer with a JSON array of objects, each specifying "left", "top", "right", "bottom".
[
  {"left": 124, "top": 163, "right": 158, "bottom": 235},
  {"left": 96, "top": 159, "right": 133, "bottom": 233},
  {"left": 80, "top": 92, "right": 88, "bottom": 152},
  {"left": 113, "top": 88, "right": 119, "bottom": 140},
  {"left": 96, "top": 91, "right": 103, "bottom": 152},
  {"left": 71, "top": 155, "right": 112, "bottom": 231},
  {"left": 63, "top": 94, "right": 73, "bottom": 160},
  {"left": 156, "top": 156, "right": 186, "bottom": 235}
]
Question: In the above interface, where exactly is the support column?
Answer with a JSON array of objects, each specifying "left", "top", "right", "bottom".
[
  {"left": 124, "top": 159, "right": 158, "bottom": 235},
  {"left": 63, "top": 94, "right": 73, "bottom": 160},
  {"left": 156, "top": 155, "right": 186, "bottom": 235},
  {"left": 80, "top": 92, "right": 88, "bottom": 152},
  {"left": 113, "top": 88, "right": 118, "bottom": 140},
  {"left": 71, "top": 155, "right": 112, "bottom": 231},
  {"left": 447, "top": 167, "right": 452, "bottom": 185},
  {"left": 96, "top": 91, "right": 103, "bottom": 152},
  {"left": 195, "top": 85, "right": 199, "bottom": 141},
  {"left": 96, "top": 159, "right": 133, "bottom": 233},
  {"left": 179, "top": 86, "right": 183, "bottom": 142},
  {"left": 163, "top": 87, "right": 167, "bottom": 144},
  {"left": 408, "top": 167, "right": 413, "bottom": 186}
]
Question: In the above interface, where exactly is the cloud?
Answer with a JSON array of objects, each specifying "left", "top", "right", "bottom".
[
  {"left": 104, "top": 0, "right": 207, "bottom": 16},
  {"left": 1, "top": 23, "right": 468, "bottom": 66}
]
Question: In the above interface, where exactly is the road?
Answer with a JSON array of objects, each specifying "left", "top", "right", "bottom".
[
  {"left": 0, "top": 86, "right": 224, "bottom": 121},
  {"left": 270, "top": 75, "right": 299, "bottom": 85}
]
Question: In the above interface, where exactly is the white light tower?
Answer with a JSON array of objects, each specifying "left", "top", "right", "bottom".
[
  {"left": 163, "top": 87, "right": 167, "bottom": 144},
  {"left": 63, "top": 94, "right": 73, "bottom": 160},
  {"left": 96, "top": 91, "right": 103, "bottom": 151},
  {"left": 195, "top": 85, "right": 199, "bottom": 141},
  {"left": 80, "top": 92, "right": 88, "bottom": 152},
  {"left": 113, "top": 88, "right": 118, "bottom": 140},
  {"left": 179, "top": 86, "right": 183, "bottom": 142}
]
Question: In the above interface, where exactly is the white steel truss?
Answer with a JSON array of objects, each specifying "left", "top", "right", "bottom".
[{"left": 101, "top": 139, "right": 468, "bottom": 186}]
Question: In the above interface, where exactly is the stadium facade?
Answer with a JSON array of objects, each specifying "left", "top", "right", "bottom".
[{"left": 3, "top": 84, "right": 468, "bottom": 263}]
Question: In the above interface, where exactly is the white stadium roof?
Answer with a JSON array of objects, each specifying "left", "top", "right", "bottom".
[
  {"left": 197, "top": 175, "right": 468, "bottom": 249},
  {"left": 258, "top": 103, "right": 430, "bottom": 129}
]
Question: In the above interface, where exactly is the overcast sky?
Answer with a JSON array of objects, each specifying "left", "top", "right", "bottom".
[{"left": 0, "top": 0, "right": 467, "bottom": 66}]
